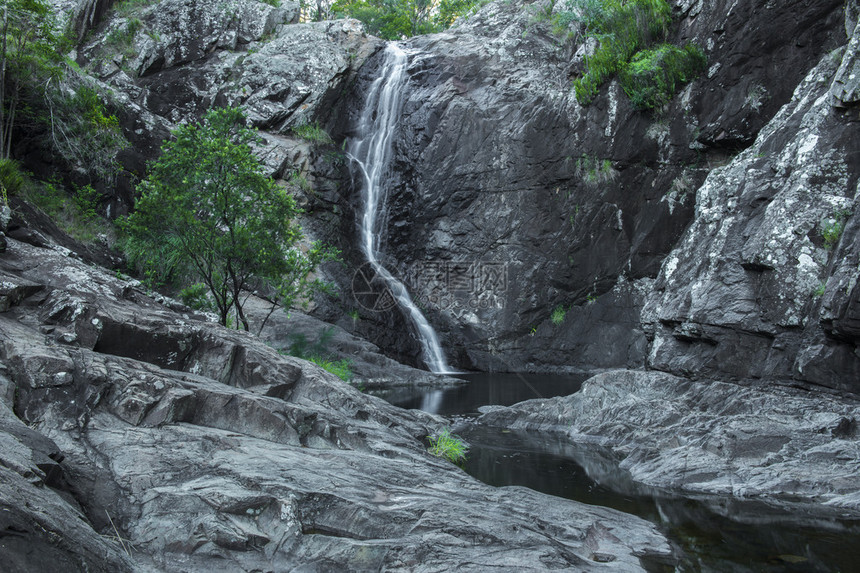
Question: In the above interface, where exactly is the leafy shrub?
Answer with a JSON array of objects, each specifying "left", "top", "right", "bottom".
[
  {"left": 50, "top": 83, "right": 128, "bottom": 184},
  {"left": 289, "top": 170, "right": 313, "bottom": 193},
  {"left": 179, "top": 283, "right": 213, "bottom": 310},
  {"left": 22, "top": 180, "right": 110, "bottom": 243},
  {"left": 551, "top": 305, "right": 566, "bottom": 325},
  {"left": 73, "top": 86, "right": 121, "bottom": 130},
  {"left": 73, "top": 184, "right": 101, "bottom": 223},
  {"left": 813, "top": 282, "right": 826, "bottom": 297},
  {"left": 561, "top": 0, "right": 704, "bottom": 109},
  {"left": 289, "top": 327, "right": 336, "bottom": 359},
  {"left": 279, "top": 328, "right": 353, "bottom": 381},
  {"left": 331, "top": 0, "right": 482, "bottom": 39},
  {"left": 105, "top": 18, "right": 142, "bottom": 54},
  {"left": 0, "top": 159, "right": 25, "bottom": 198},
  {"left": 428, "top": 428, "right": 468, "bottom": 464},
  {"left": 569, "top": 0, "right": 671, "bottom": 105},
  {"left": 619, "top": 43, "right": 706, "bottom": 110},
  {"left": 114, "top": 0, "right": 155, "bottom": 17}
]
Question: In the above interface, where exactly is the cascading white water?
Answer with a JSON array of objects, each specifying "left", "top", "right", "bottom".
[{"left": 348, "top": 44, "right": 454, "bottom": 374}]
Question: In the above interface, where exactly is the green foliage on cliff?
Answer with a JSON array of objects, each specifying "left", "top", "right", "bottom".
[
  {"left": 282, "top": 327, "right": 354, "bottom": 381},
  {"left": 620, "top": 43, "right": 706, "bottom": 109},
  {"left": 0, "top": 0, "right": 63, "bottom": 159},
  {"left": 0, "top": 0, "right": 128, "bottom": 188},
  {"left": 820, "top": 209, "right": 850, "bottom": 250},
  {"left": 20, "top": 178, "right": 111, "bottom": 243},
  {"left": 308, "top": 356, "right": 354, "bottom": 381},
  {"left": 0, "top": 158, "right": 24, "bottom": 197},
  {"left": 331, "top": 0, "right": 482, "bottom": 39},
  {"left": 122, "top": 107, "right": 339, "bottom": 330},
  {"left": 556, "top": 0, "right": 705, "bottom": 110},
  {"left": 51, "top": 84, "right": 127, "bottom": 184},
  {"left": 292, "top": 121, "right": 333, "bottom": 144},
  {"left": 566, "top": 0, "right": 671, "bottom": 105}
]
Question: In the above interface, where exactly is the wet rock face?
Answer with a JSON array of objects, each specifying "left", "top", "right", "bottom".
[
  {"left": 0, "top": 235, "right": 674, "bottom": 571},
  {"left": 478, "top": 369, "right": 860, "bottom": 509},
  {"left": 358, "top": 0, "right": 845, "bottom": 372}
]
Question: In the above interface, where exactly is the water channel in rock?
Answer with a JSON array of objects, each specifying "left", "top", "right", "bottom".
[{"left": 381, "top": 372, "right": 860, "bottom": 572}]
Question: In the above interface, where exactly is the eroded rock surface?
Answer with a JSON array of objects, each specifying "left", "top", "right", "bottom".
[
  {"left": 478, "top": 370, "right": 860, "bottom": 510},
  {"left": 0, "top": 234, "right": 674, "bottom": 570}
]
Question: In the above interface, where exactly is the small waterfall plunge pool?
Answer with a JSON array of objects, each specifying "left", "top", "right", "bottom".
[{"left": 377, "top": 373, "right": 860, "bottom": 572}]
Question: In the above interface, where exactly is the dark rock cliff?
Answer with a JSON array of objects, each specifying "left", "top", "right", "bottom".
[{"left": 347, "top": 0, "right": 858, "bottom": 394}]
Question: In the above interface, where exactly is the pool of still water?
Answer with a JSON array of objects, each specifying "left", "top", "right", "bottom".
[{"left": 379, "top": 372, "right": 860, "bottom": 572}]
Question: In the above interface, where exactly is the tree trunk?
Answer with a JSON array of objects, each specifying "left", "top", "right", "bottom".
[{"left": 0, "top": 5, "right": 8, "bottom": 159}]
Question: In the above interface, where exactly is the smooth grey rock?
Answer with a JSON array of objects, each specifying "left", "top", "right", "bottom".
[
  {"left": 0, "top": 236, "right": 674, "bottom": 571},
  {"left": 478, "top": 369, "right": 860, "bottom": 510},
  {"left": 0, "top": 400, "right": 137, "bottom": 572},
  {"left": 134, "top": 0, "right": 299, "bottom": 75}
]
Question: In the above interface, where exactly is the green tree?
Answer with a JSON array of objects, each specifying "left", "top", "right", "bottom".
[
  {"left": 122, "top": 107, "right": 338, "bottom": 330},
  {"left": 332, "top": 0, "right": 479, "bottom": 39},
  {"left": 0, "top": 0, "right": 62, "bottom": 159}
]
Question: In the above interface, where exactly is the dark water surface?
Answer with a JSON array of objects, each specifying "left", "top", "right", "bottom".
[
  {"left": 383, "top": 372, "right": 860, "bottom": 572},
  {"left": 380, "top": 372, "right": 588, "bottom": 415}
]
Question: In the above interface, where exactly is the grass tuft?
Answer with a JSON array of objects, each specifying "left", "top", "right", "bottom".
[
  {"left": 292, "top": 122, "right": 333, "bottom": 145},
  {"left": 428, "top": 428, "right": 468, "bottom": 464},
  {"left": 821, "top": 209, "right": 850, "bottom": 250},
  {"left": 307, "top": 356, "right": 353, "bottom": 382},
  {"left": 551, "top": 305, "right": 567, "bottom": 325}
]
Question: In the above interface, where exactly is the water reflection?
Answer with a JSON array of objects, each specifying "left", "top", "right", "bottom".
[
  {"left": 381, "top": 372, "right": 588, "bottom": 415},
  {"left": 458, "top": 425, "right": 860, "bottom": 573}
]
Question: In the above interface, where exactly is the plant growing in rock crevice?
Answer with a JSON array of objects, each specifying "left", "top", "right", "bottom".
[
  {"left": 575, "top": 154, "right": 617, "bottom": 187},
  {"left": 619, "top": 43, "right": 706, "bottom": 110},
  {"left": 820, "top": 209, "right": 850, "bottom": 250},
  {"left": 551, "top": 304, "right": 567, "bottom": 325},
  {"left": 427, "top": 428, "right": 468, "bottom": 464},
  {"left": 554, "top": 0, "right": 705, "bottom": 110},
  {"left": 292, "top": 122, "right": 333, "bottom": 145}
]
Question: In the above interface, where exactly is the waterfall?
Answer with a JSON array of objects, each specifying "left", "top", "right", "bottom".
[{"left": 348, "top": 44, "right": 454, "bottom": 374}]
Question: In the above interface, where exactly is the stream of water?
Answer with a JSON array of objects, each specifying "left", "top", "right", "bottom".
[
  {"left": 348, "top": 44, "right": 453, "bottom": 374},
  {"left": 381, "top": 373, "right": 860, "bottom": 572}
]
